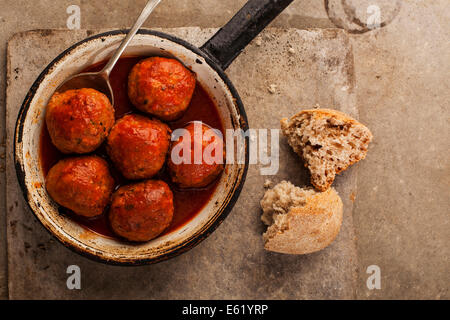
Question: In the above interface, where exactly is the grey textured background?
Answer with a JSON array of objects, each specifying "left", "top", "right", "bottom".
[
  {"left": 7, "top": 27, "right": 358, "bottom": 299},
  {"left": 0, "top": 0, "right": 449, "bottom": 299}
]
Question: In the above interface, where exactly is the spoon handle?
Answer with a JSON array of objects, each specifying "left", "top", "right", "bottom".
[{"left": 101, "top": 0, "right": 162, "bottom": 77}]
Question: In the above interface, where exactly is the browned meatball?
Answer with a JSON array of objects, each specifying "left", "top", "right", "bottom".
[
  {"left": 106, "top": 114, "right": 171, "bottom": 180},
  {"left": 45, "top": 88, "right": 115, "bottom": 154},
  {"left": 45, "top": 156, "right": 115, "bottom": 217},
  {"left": 128, "top": 57, "right": 196, "bottom": 121},
  {"left": 168, "top": 122, "right": 224, "bottom": 188},
  {"left": 109, "top": 180, "right": 174, "bottom": 242}
]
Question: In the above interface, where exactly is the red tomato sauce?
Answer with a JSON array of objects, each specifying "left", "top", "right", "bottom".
[{"left": 40, "top": 56, "right": 224, "bottom": 240}]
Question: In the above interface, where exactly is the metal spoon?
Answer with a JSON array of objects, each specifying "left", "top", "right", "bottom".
[{"left": 55, "top": 0, "right": 162, "bottom": 106}]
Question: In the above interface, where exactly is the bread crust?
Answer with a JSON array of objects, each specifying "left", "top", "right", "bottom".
[
  {"left": 281, "top": 108, "right": 373, "bottom": 191},
  {"left": 264, "top": 187, "right": 343, "bottom": 254},
  {"left": 281, "top": 108, "right": 362, "bottom": 128}
]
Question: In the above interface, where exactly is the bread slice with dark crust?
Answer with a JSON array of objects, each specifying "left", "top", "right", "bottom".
[{"left": 281, "top": 108, "right": 373, "bottom": 191}]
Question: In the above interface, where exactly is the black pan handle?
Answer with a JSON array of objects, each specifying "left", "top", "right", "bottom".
[{"left": 200, "top": 0, "right": 294, "bottom": 70}]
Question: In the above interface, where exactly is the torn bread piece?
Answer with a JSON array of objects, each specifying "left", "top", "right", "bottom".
[
  {"left": 261, "top": 180, "right": 343, "bottom": 255},
  {"left": 281, "top": 109, "right": 373, "bottom": 191}
]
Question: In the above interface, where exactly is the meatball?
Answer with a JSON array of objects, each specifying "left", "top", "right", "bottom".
[
  {"left": 106, "top": 114, "right": 171, "bottom": 180},
  {"left": 45, "top": 88, "right": 115, "bottom": 154},
  {"left": 128, "top": 57, "right": 196, "bottom": 121},
  {"left": 45, "top": 156, "right": 115, "bottom": 217},
  {"left": 168, "top": 122, "right": 224, "bottom": 188},
  {"left": 109, "top": 180, "right": 174, "bottom": 242}
]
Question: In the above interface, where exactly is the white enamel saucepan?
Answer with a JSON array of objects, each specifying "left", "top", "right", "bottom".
[{"left": 14, "top": 0, "right": 294, "bottom": 265}]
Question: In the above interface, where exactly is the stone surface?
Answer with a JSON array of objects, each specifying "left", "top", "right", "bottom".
[
  {"left": 6, "top": 28, "right": 357, "bottom": 299},
  {"left": 350, "top": 1, "right": 450, "bottom": 299},
  {"left": 1, "top": 0, "right": 449, "bottom": 300}
]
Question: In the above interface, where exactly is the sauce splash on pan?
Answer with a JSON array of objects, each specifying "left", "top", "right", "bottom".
[{"left": 40, "top": 56, "right": 224, "bottom": 240}]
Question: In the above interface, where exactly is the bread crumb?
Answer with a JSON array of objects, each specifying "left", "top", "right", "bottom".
[
  {"left": 268, "top": 84, "right": 277, "bottom": 94},
  {"left": 263, "top": 179, "right": 273, "bottom": 188},
  {"left": 255, "top": 38, "right": 262, "bottom": 46},
  {"left": 288, "top": 47, "right": 295, "bottom": 54}
]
